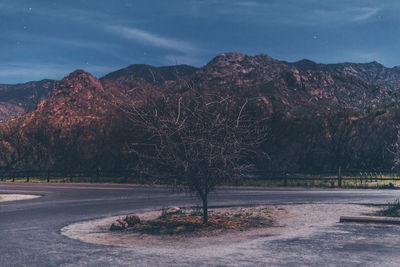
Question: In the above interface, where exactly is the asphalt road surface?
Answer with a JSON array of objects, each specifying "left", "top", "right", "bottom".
[{"left": 1, "top": 182, "right": 400, "bottom": 266}]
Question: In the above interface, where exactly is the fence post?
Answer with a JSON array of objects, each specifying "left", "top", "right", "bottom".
[
  {"left": 338, "top": 166, "right": 342, "bottom": 187},
  {"left": 283, "top": 169, "right": 287, "bottom": 186}
]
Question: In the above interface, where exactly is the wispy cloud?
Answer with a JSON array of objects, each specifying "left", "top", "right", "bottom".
[
  {"left": 351, "top": 7, "right": 381, "bottom": 22},
  {"left": 106, "top": 25, "right": 197, "bottom": 54},
  {"left": 313, "top": 6, "right": 382, "bottom": 24},
  {"left": 207, "top": 0, "right": 384, "bottom": 25}
]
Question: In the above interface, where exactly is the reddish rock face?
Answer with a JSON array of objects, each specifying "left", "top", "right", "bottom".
[{"left": 18, "top": 70, "right": 129, "bottom": 129}]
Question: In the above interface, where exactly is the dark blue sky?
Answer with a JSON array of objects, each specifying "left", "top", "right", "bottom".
[{"left": 1, "top": 0, "right": 399, "bottom": 83}]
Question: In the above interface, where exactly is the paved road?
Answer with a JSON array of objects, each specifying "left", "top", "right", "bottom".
[{"left": 1, "top": 183, "right": 400, "bottom": 266}]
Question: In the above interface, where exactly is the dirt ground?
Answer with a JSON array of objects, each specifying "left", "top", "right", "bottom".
[
  {"left": 61, "top": 204, "right": 379, "bottom": 249},
  {"left": 0, "top": 194, "right": 40, "bottom": 202}
]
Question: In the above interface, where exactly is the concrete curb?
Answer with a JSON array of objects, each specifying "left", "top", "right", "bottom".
[{"left": 340, "top": 215, "right": 400, "bottom": 224}]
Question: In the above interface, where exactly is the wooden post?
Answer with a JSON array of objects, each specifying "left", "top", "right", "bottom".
[
  {"left": 47, "top": 171, "right": 50, "bottom": 183},
  {"left": 12, "top": 172, "right": 15, "bottom": 182},
  {"left": 283, "top": 169, "right": 287, "bottom": 186},
  {"left": 338, "top": 166, "right": 342, "bottom": 187}
]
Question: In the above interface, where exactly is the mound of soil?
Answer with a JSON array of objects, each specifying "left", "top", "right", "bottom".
[{"left": 110, "top": 207, "right": 275, "bottom": 235}]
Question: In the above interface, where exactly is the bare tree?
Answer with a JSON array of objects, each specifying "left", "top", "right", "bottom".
[{"left": 123, "top": 90, "right": 267, "bottom": 224}]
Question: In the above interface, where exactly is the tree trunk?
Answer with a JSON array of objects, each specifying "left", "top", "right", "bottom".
[{"left": 202, "top": 197, "right": 208, "bottom": 224}]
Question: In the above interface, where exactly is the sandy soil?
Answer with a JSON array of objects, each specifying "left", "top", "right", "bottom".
[
  {"left": 61, "top": 204, "right": 378, "bottom": 249},
  {"left": 0, "top": 194, "right": 41, "bottom": 203}
]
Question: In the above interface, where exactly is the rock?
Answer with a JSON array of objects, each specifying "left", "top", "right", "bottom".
[
  {"left": 125, "top": 215, "right": 140, "bottom": 226},
  {"left": 166, "top": 207, "right": 181, "bottom": 215},
  {"left": 110, "top": 219, "right": 128, "bottom": 231}
]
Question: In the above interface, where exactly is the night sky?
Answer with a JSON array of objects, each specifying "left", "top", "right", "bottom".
[{"left": 1, "top": 0, "right": 399, "bottom": 83}]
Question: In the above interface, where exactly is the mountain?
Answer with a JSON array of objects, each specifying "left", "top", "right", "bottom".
[
  {"left": 101, "top": 64, "right": 198, "bottom": 84},
  {"left": 188, "top": 53, "right": 396, "bottom": 116},
  {"left": 1, "top": 52, "right": 400, "bottom": 173},
  {"left": 0, "top": 63, "right": 197, "bottom": 122},
  {"left": 0, "top": 79, "right": 55, "bottom": 121},
  {"left": 0, "top": 70, "right": 135, "bottom": 171},
  {"left": 26, "top": 70, "right": 128, "bottom": 128}
]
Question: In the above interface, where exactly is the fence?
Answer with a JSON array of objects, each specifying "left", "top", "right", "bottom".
[
  {"left": 252, "top": 167, "right": 400, "bottom": 187},
  {"left": 0, "top": 170, "right": 139, "bottom": 183},
  {"left": 1, "top": 167, "right": 400, "bottom": 187}
]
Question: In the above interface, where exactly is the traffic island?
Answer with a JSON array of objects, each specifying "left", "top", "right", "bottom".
[{"left": 61, "top": 204, "right": 379, "bottom": 250}]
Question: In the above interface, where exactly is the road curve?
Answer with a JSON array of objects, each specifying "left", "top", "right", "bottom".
[{"left": 1, "top": 182, "right": 400, "bottom": 266}]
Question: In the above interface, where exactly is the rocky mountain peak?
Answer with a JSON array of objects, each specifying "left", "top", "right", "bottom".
[
  {"left": 52, "top": 69, "right": 103, "bottom": 97},
  {"left": 62, "top": 69, "right": 99, "bottom": 85}
]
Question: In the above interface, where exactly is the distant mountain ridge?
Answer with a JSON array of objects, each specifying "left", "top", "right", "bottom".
[
  {"left": 292, "top": 59, "right": 400, "bottom": 90},
  {"left": 101, "top": 64, "right": 198, "bottom": 84},
  {"left": 0, "top": 79, "right": 55, "bottom": 121}
]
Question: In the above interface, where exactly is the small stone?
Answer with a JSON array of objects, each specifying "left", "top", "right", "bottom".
[
  {"left": 110, "top": 219, "right": 128, "bottom": 231},
  {"left": 166, "top": 207, "right": 181, "bottom": 215},
  {"left": 125, "top": 215, "right": 140, "bottom": 226}
]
